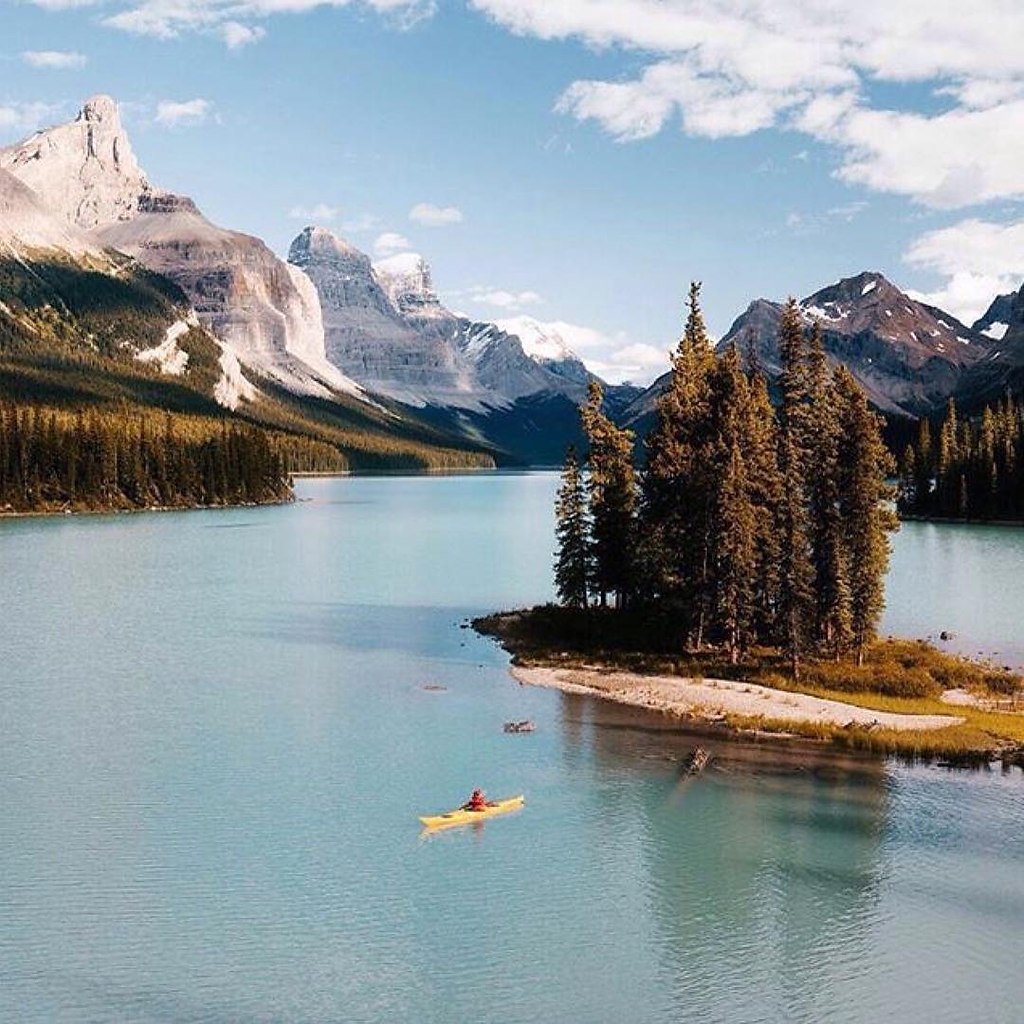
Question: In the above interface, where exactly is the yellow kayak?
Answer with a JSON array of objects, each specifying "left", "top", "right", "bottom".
[{"left": 419, "top": 795, "right": 525, "bottom": 830}]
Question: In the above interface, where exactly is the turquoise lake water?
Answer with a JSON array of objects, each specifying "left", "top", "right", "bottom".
[{"left": 1, "top": 473, "right": 1023, "bottom": 1023}]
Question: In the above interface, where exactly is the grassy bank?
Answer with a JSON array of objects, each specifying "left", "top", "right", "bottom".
[{"left": 475, "top": 606, "right": 1024, "bottom": 764}]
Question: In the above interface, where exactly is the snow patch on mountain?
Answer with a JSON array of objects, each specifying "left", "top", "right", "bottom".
[
  {"left": 982, "top": 321, "right": 1009, "bottom": 340},
  {"left": 213, "top": 342, "right": 258, "bottom": 410},
  {"left": 493, "top": 316, "right": 581, "bottom": 365},
  {"left": 135, "top": 318, "right": 190, "bottom": 375}
]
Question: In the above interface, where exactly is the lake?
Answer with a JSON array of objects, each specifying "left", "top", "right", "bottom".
[{"left": 2, "top": 473, "right": 1023, "bottom": 1023}]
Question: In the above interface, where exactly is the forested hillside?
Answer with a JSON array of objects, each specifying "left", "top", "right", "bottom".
[{"left": 0, "top": 254, "right": 494, "bottom": 512}]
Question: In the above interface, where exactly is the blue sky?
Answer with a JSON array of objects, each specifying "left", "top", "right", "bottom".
[{"left": 3, "top": 0, "right": 1023, "bottom": 383}]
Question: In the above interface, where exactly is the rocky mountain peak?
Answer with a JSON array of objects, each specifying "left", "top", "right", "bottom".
[
  {"left": 372, "top": 252, "right": 441, "bottom": 317},
  {"left": 972, "top": 286, "right": 1024, "bottom": 342},
  {"left": 799, "top": 271, "right": 909, "bottom": 325},
  {"left": 491, "top": 316, "right": 592, "bottom": 384},
  {"left": 78, "top": 94, "right": 120, "bottom": 126},
  {"left": 493, "top": 317, "right": 578, "bottom": 364},
  {"left": 0, "top": 94, "right": 150, "bottom": 230},
  {"left": 707, "top": 270, "right": 992, "bottom": 417},
  {"left": 288, "top": 226, "right": 369, "bottom": 269}
]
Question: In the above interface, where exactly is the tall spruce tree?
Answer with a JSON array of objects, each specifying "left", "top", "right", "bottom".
[
  {"left": 742, "top": 358, "right": 784, "bottom": 641},
  {"left": 775, "top": 299, "right": 816, "bottom": 679},
  {"left": 834, "top": 367, "right": 898, "bottom": 665},
  {"left": 639, "top": 282, "right": 717, "bottom": 640},
  {"left": 554, "top": 445, "right": 590, "bottom": 609},
  {"left": 581, "top": 380, "right": 637, "bottom": 609},
  {"left": 805, "top": 323, "right": 853, "bottom": 656},
  {"left": 714, "top": 439, "right": 757, "bottom": 663}
]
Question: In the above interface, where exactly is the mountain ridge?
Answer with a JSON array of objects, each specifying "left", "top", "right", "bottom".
[{"left": 623, "top": 271, "right": 1006, "bottom": 431}]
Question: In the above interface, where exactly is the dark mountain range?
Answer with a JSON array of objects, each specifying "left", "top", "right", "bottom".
[{"left": 623, "top": 271, "right": 1005, "bottom": 436}]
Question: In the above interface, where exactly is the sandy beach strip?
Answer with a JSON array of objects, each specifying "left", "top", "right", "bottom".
[{"left": 512, "top": 666, "right": 964, "bottom": 732}]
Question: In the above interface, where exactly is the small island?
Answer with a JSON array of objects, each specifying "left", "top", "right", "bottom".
[{"left": 478, "top": 286, "right": 1024, "bottom": 764}]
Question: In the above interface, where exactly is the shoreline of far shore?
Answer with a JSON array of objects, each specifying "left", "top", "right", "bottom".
[{"left": 0, "top": 497, "right": 293, "bottom": 521}]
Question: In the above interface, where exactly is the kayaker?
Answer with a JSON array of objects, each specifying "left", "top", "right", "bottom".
[{"left": 463, "top": 788, "right": 487, "bottom": 812}]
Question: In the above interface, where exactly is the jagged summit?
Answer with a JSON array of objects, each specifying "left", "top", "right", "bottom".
[
  {"left": 492, "top": 317, "right": 590, "bottom": 384},
  {"left": 371, "top": 252, "right": 441, "bottom": 315},
  {"left": 78, "top": 94, "right": 120, "bottom": 124},
  {"left": 0, "top": 94, "right": 150, "bottom": 230},
  {"left": 0, "top": 96, "right": 364, "bottom": 404},
  {"left": 972, "top": 287, "right": 1023, "bottom": 342},
  {"left": 494, "top": 316, "right": 578, "bottom": 364},
  {"left": 624, "top": 270, "right": 999, "bottom": 428},
  {"left": 728, "top": 271, "right": 988, "bottom": 415},
  {"left": 288, "top": 225, "right": 367, "bottom": 266}
]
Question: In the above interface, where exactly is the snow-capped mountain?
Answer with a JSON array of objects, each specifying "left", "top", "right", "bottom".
[
  {"left": 287, "top": 226, "right": 643, "bottom": 461},
  {"left": 0, "top": 96, "right": 364, "bottom": 405},
  {"left": 0, "top": 95, "right": 149, "bottom": 232},
  {"left": 289, "top": 227, "right": 476, "bottom": 408},
  {"left": 731, "top": 272, "right": 987, "bottom": 416},
  {"left": 491, "top": 317, "right": 590, "bottom": 384},
  {"left": 623, "top": 271, "right": 998, "bottom": 429},
  {"left": 972, "top": 288, "right": 1023, "bottom": 345},
  {"left": 957, "top": 284, "right": 1024, "bottom": 407},
  {"left": 372, "top": 252, "right": 447, "bottom": 319},
  {"left": 288, "top": 227, "right": 593, "bottom": 411}
]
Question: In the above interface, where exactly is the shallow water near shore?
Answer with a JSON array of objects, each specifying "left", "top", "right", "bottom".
[{"left": 2, "top": 472, "right": 1023, "bottom": 1023}]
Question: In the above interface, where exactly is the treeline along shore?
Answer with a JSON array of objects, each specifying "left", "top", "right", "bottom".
[
  {"left": 899, "top": 394, "right": 1024, "bottom": 522},
  {"left": 0, "top": 402, "right": 339, "bottom": 514},
  {"left": 478, "top": 284, "right": 1024, "bottom": 764}
]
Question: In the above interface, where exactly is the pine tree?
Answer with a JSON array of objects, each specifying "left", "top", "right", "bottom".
[
  {"left": 834, "top": 367, "right": 898, "bottom": 665},
  {"left": 639, "top": 282, "right": 717, "bottom": 639},
  {"left": 581, "top": 380, "right": 637, "bottom": 609},
  {"left": 775, "top": 299, "right": 816, "bottom": 679},
  {"left": 713, "top": 435, "right": 758, "bottom": 663},
  {"left": 554, "top": 445, "right": 590, "bottom": 609},
  {"left": 805, "top": 322, "right": 853, "bottom": 656},
  {"left": 936, "top": 398, "right": 962, "bottom": 516},
  {"left": 742, "top": 356, "right": 784, "bottom": 642}
]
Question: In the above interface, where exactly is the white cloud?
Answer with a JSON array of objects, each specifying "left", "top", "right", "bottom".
[
  {"left": 409, "top": 202, "right": 464, "bottom": 227},
  {"left": 0, "top": 101, "right": 60, "bottom": 135},
  {"left": 20, "top": 50, "right": 88, "bottom": 69},
  {"left": 903, "top": 217, "right": 1024, "bottom": 324},
  {"left": 154, "top": 98, "right": 211, "bottom": 127},
  {"left": 35, "top": 0, "right": 436, "bottom": 44},
  {"left": 221, "top": 21, "right": 265, "bottom": 48},
  {"left": 551, "top": 322, "right": 668, "bottom": 384},
  {"left": 468, "top": 288, "right": 543, "bottom": 310},
  {"left": 472, "top": 0, "right": 1024, "bottom": 209},
  {"left": 289, "top": 203, "right": 341, "bottom": 222},
  {"left": 373, "top": 231, "right": 412, "bottom": 255},
  {"left": 808, "top": 101, "right": 1024, "bottom": 208},
  {"left": 596, "top": 342, "right": 671, "bottom": 384}
]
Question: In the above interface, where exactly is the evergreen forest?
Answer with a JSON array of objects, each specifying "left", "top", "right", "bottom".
[{"left": 555, "top": 285, "right": 898, "bottom": 675}]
